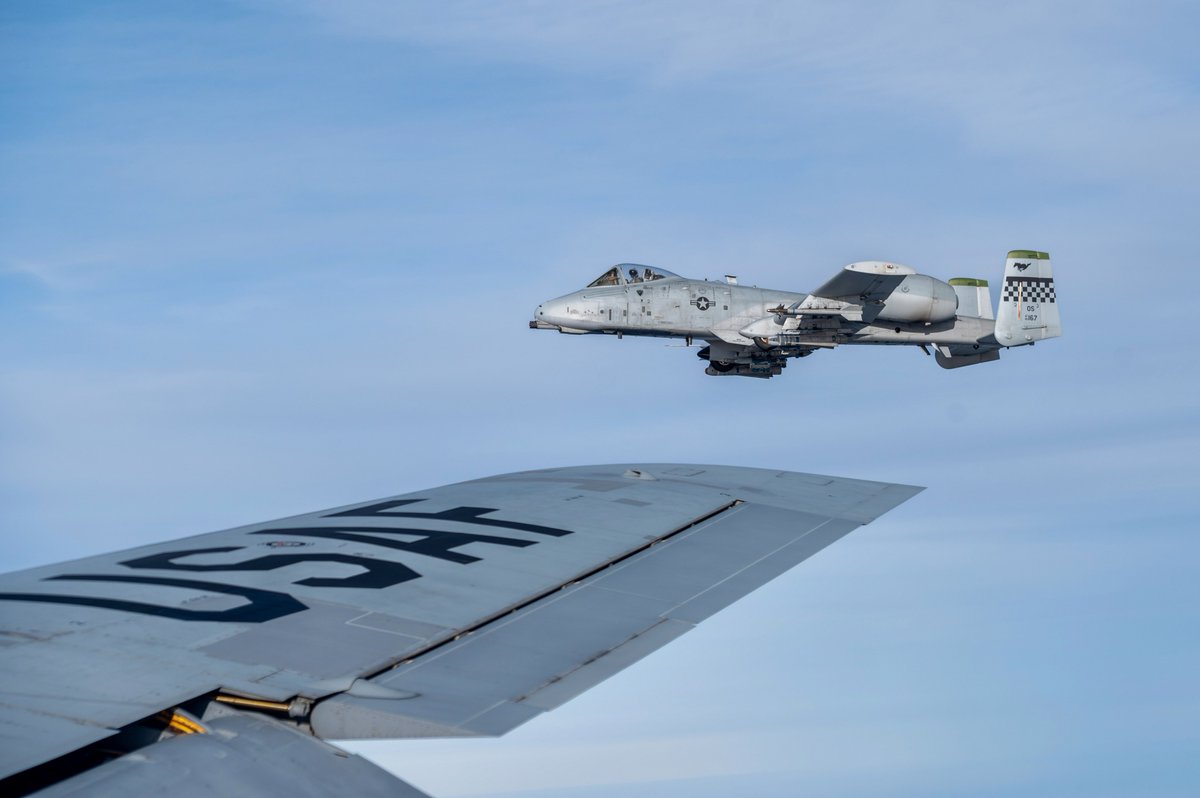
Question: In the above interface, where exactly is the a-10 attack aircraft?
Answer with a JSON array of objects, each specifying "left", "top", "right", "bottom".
[{"left": 531, "top": 250, "right": 1061, "bottom": 377}]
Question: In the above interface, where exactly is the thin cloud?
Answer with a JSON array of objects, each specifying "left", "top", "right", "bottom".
[{"left": 280, "top": 0, "right": 1200, "bottom": 189}]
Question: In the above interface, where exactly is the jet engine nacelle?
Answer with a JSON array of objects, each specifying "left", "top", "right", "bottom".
[{"left": 875, "top": 274, "right": 958, "bottom": 324}]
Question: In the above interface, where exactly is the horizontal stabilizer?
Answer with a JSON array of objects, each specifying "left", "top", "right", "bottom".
[{"left": 935, "top": 348, "right": 1000, "bottom": 369}]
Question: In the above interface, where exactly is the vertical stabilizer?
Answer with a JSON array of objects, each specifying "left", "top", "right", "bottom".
[
  {"left": 994, "top": 250, "right": 1060, "bottom": 345},
  {"left": 949, "top": 278, "right": 993, "bottom": 320}
]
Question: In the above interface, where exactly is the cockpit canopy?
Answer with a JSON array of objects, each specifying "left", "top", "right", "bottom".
[{"left": 587, "top": 263, "right": 680, "bottom": 287}]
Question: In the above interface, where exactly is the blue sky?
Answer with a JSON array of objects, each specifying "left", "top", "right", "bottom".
[{"left": 2, "top": 1, "right": 1199, "bottom": 795}]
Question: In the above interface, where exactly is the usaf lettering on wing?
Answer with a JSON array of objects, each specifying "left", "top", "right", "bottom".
[{"left": 0, "top": 500, "right": 575, "bottom": 623}]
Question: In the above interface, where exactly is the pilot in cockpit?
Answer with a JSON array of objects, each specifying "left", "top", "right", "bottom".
[
  {"left": 628, "top": 268, "right": 641, "bottom": 283},
  {"left": 643, "top": 268, "right": 654, "bottom": 282}
]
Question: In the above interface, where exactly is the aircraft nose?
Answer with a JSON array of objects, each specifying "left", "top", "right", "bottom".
[
  {"left": 530, "top": 300, "right": 559, "bottom": 330},
  {"left": 530, "top": 295, "right": 593, "bottom": 334}
]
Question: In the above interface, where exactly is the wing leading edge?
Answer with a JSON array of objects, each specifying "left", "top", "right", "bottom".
[{"left": 0, "top": 464, "right": 921, "bottom": 796}]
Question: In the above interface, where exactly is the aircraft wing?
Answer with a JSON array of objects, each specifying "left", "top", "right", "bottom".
[
  {"left": 808, "top": 261, "right": 914, "bottom": 304},
  {"left": 0, "top": 464, "right": 921, "bottom": 796},
  {"left": 791, "top": 260, "right": 914, "bottom": 325}
]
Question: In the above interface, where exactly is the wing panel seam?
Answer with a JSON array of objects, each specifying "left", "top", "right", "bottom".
[{"left": 323, "top": 499, "right": 745, "bottom": 691}]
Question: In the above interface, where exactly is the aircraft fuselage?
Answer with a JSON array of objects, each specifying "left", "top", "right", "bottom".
[{"left": 532, "top": 275, "right": 996, "bottom": 348}]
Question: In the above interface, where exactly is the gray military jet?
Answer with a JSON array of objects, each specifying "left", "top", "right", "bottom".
[{"left": 531, "top": 250, "right": 1061, "bottom": 377}]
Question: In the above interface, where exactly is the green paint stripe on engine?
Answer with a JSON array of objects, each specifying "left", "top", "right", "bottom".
[
  {"left": 1007, "top": 250, "right": 1050, "bottom": 259},
  {"left": 949, "top": 277, "right": 989, "bottom": 286}
]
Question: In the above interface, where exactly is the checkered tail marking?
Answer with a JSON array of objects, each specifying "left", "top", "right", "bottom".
[{"left": 1003, "top": 276, "right": 1056, "bottom": 304}]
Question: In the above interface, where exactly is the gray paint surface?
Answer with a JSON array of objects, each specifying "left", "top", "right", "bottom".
[
  {"left": 32, "top": 710, "right": 428, "bottom": 798},
  {"left": 0, "top": 463, "right": 920, "bottom": 793}
]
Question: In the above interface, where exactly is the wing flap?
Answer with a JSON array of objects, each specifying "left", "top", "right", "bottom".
[
  {"left": 309, "top": 474, "right": 921, "bottom": 740},
  {"left": 0, "top": 706, "right": 115, "bottom": 787},
  {"left": 25, "top": 710, "right": 430, "bottom": 798}
]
